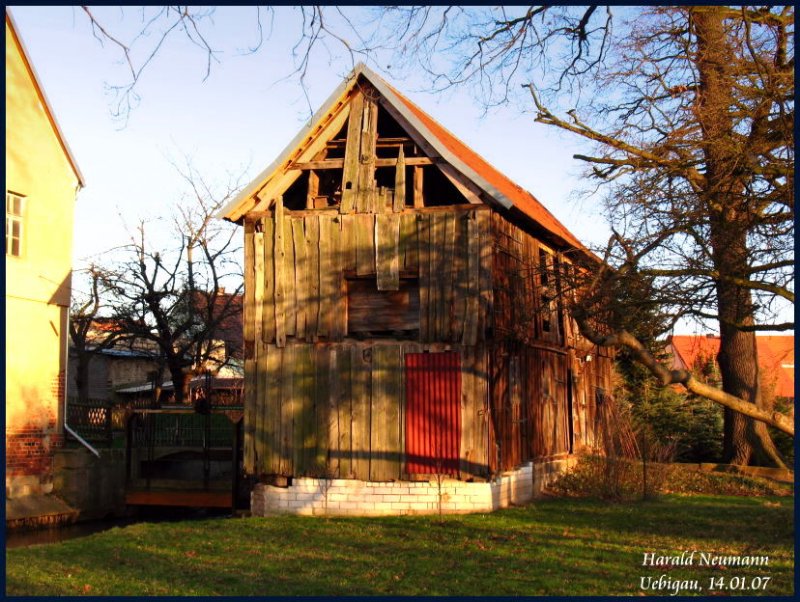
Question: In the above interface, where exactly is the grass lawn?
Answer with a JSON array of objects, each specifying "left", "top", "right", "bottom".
[{"left": 5, "top": 494, "right": 793, "bottom": 596}]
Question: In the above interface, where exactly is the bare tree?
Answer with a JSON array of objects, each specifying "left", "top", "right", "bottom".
[
  {"left": 78, "top": 6, "right": 375, "bottom": 121},
  {"left": 69, "top": 265, "right": 127, "bottom": 402},
  {"left": 108, "top": 161, "right": 244, "bottom": 404},
  {"left": 365, "top": 6, "right": 795, "bottom": 464}
]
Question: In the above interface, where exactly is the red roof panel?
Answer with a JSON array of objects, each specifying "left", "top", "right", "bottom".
[{"left": 670, "top": 335, "right": 795, "bottom": 399}]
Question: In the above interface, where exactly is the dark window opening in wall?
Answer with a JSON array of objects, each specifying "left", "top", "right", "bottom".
[
  {"left": 347, "top": 276, "right": 420, "bottom": 338},
  {"left": 423, "top": 165, "right": 468, "bottom": 206},
  {"left": 376, "top": 104, "right": 407, "bottom": 139},
  {"left": 284, "top": 170, "right": 343, "bottom": 210},
  {"left": 314, "top": 169, "right": 343, "bottom": 208},
  {"left": 283, "top": 172, "right": 310, "bottom": 210},
  {"left": 374, "top": 167, "right": 402, "bottom": 210},
  {"left": 324, "top": 121, "right": 350, "bottom": 159}
]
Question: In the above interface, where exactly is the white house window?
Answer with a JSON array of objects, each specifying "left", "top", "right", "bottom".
[{"left": 6, "top": 192, "right": 25, "bottom": 257}]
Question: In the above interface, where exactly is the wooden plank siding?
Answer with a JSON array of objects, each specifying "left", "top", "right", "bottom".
[
  {"left": 246, "top": 206, "right": 489, "bottom": 347},
  {"left": 244, "top": 204, "right": 611, "bottom": 480},
  {"left": 247, "top": 342, "right": 490, "bottom": 481}
]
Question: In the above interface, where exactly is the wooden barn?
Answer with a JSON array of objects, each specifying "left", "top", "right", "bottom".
[{"left": 219, "top": 64, "right": 614, "bottom": 514}]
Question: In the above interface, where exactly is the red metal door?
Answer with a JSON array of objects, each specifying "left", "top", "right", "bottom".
[{"left": 405, "top": 352, "right": 461, "bottom": 475}]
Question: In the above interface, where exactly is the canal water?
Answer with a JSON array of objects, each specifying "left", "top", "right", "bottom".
[{"left": 5, "top": 507, "right": 231, "bottom": 549}]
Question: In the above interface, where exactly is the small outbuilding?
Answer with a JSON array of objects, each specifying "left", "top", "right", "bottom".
[{"left": 219, "top": 64, "right": 614, "bottom": 515}]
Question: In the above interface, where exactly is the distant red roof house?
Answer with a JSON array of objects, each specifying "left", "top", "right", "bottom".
[{"left": 669, "top": 334, "right": 795, "bottom": 400}]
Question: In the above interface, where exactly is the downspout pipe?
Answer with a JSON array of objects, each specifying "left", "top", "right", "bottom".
[{"left": 63, "top": 309, "right": 100, "bottom": 458}]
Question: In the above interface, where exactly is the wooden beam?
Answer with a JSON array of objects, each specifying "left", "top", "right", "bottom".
[
  {"left": 291, "top": 157, "right": 433, "bottom": 170},
  {"left": 250, "top": 101, "right": 351, "bottom": 214},
  {"left": 126, "top": 489, "right": 232, "bottom": 508},
  {"left": 437, "top": 162, "right": 484, "bottom": 204},
  {"left": 356, "top": 95, "right": 379, "bottom": 213},
  {"left": 245, "top": 203, "right": 491, "bottom": 221},
  {"left": 327, "top": 136, "right": 414, "bottom": 148}
]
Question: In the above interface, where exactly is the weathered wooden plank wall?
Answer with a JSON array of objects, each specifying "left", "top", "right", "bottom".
[
  {"left": 243, "top": 206, "right": 490, "bottom": 348},
  {"left": 491, "top": 211, "right": 564, "bottom": 347},
  {"left": 243, "top": 203, "right": 613, "bottom": 479},
  {"left": 488, "top": 342, "right": 572, "bottom": 473},
  {"left": 243, "top": 342, "right": 490, "bottom": 480},
  {"left": 486, "top": 210, "right": 605, "bottom": 473},
  {"left": 571, "top": 348, "right": 615, "bottom": 453}
]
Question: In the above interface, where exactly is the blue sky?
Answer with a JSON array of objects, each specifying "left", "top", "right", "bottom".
[
  {"left": 12, "top": 6, "right": 791, "bottom": 335},
  {"left": 10, "top": 6, "right": 604, "bottom": 273}
]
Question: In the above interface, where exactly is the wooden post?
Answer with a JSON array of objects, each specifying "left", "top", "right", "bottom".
[
  {"left": 357, "top": 96, "right": 378, "bottom": 213},
  {"left": 274, "top": 196, "right": 286, "bottom": 348},
  {"left": 292, "top": 219, "right": 307, "bottom": 340},
  {"left": 376, "top": 214, "right": 401, "bottom": 291},
  {"left": 350, "top": 345, "right": 371, "bottom": 480},
  {"left": 304, "top": 215, "right": 320, "bottom": 341},
  {"left": 341, "top": 91, "right": 364, "bottom": 213},
  {"left": 413, "top": 166, "right": 424, "bottom": 208},
  {"left": 306, "top": 170, "right": 319, "bottom": 210},
  {"left": 394, "top": 146, "right": 406, "bottom": 212},
  {"left": 370, "top": 345, "right": 402, "bottom": 481},
  {"left": 254, "top": 222, "right": 265, "bottom": 343},
  {"left": 261, "top": 218, "right": 275, "bottom": 343},
  {"left": 243, "top": 220, "right": 256, "bottom": 474}
]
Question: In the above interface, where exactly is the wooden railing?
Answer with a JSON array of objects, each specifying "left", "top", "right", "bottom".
[{"left": 127, "top": 410, "right": 234, "bottom": 448}]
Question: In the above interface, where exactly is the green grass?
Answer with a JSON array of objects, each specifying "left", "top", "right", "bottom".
[{"left": 6, "top": 494, "right": 793, "bottom": 596}]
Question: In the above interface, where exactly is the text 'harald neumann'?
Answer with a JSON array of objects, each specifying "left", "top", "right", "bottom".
[{"left": 642, "top": 551, "right": 770, "bottom": 567}]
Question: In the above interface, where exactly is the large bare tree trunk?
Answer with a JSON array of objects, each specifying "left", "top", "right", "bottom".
[{"left": 695, "top": 8, "right": 785, "bottom": 468}]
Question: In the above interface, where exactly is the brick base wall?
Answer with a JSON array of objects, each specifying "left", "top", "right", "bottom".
[
  {"left": 251, "top": 457, "right": 576, "bottom": 517},
  {"left": 5, "top": 426, "right": 63, "bottom": 498}
]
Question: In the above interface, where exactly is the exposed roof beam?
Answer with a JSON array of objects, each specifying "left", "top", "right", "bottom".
[{"left": 290, "top": 157, "right": 433, "bottom": 170}]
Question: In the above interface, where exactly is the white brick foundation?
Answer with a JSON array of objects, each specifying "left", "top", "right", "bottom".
[{"left": 251, "top": 457, "right": 576, "bottom": 517}]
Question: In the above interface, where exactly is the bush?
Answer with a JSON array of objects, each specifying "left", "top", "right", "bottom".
[
  {"left": 615, "top": 351, "right": 725, "bottom": 463},
  {"left": 550, "top": 455, "right": 792, "bottom": 500}
]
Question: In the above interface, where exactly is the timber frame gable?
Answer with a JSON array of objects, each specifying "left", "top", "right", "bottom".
[{"left": 219, "top": 63, "right": 592, "bottom": 259}]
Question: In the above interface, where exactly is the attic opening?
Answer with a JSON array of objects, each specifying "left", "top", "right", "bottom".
[
  {"left": 282, "top": 169, "right": 343, "bottom": 210},
  {"left": 281, "top": 87, "right": 477, "bottom": 211}
]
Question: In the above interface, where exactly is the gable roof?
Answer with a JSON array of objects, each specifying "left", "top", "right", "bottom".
[
  {"left": 218, "top": 63, "right": 589, "bottom": 255},
  {"left": 669, "top": 334, "right": 795, "bottom": 399},
  {"left": 6, "top": 10, "right": 85, "bottom": 188}
]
